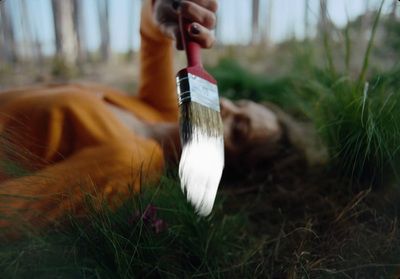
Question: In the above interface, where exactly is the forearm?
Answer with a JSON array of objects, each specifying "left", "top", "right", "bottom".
[{"left": 137, "top": 0, "right": 178, "bottom": 122}]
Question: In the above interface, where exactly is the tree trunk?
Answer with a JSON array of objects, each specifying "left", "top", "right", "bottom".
[
  {"left": 319, "top": 0, "right": 328, "bottom": 27},
  {"left": 20, "top": 0, "right": 36, "bottom": 61},
  {"left": 304, "top": 0, "right": 309, "bottom": 39},
  {"left": 390, "top": 0, "right": 397, "bottom": 20},
  {"left": 51, "top": 0, "right": 78, "bottom": 65},
  {"left": 126, "top": 0, "right": 136, "bottom": 61},
  {"left": 267, "top": 0, "right": 273, "bottom": 44},
  {"left": 251, "top": 0, "right": 260, "bottom": 44},
  {"left": 0, "top": 6, "right": 5, "bottom": 65},
  {"left": 98, "top": 0, "right": 110, "bottom": 62},
  {"left": 0, "top": 3, "right": 18, "bottom": 64},
  {"left": 318, "top": 0, "right": 329, "bottom": 37},
  {"left": 72, "top": 0, "right": 88, "bottom": 62}
]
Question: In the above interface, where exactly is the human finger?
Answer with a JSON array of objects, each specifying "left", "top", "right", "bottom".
[
  {"left": 186, "top": 23, "right": 216, "bottom": 49},
  {"left": 174, "top": 0, "right": 217, "bottom": 30},
  {"left": 183, "top": 0, "right": 218, "bottom": 13}
]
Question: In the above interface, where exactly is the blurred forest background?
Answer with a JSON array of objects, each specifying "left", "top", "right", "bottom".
[
  {"left": 1, "top": 1, "right": 400, "bottom": 278},
  {"left": 0, "top": 0, "right": 399, "bottom": 92}
]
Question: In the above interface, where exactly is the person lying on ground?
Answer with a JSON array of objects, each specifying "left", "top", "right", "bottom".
[{"left": 0, "top": 0, "right": 308, "bottom": 235}]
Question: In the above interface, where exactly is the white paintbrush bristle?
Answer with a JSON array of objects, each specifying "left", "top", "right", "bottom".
[{"left": 179, "top": 131, "right": 224, "bottom": 216}]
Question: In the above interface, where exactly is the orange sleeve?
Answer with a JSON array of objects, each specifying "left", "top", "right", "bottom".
[
  {"left": 0, "top": 85, "right": 164, "bottom": 234},
  {"left": 0, "top": 0, "right": 180, "bottom": 234},
  {"left": 137, "top": 0, "right": 178, "bottom": 122},
  {"left": 0, "top": 139, "right": 163, "bottom": 233}
]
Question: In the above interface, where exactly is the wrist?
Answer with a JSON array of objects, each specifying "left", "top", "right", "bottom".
[{"left": 141, "top": 0, "right": 172, "bottom": 44}]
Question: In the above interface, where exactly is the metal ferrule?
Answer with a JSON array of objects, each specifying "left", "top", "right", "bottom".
[{"left": 176, "top": 73, "right": 220, "bottom": 112}]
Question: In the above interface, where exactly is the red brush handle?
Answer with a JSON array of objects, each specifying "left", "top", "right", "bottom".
[{"left": 179, "top": 16, "right": 202, "bottom": 67}]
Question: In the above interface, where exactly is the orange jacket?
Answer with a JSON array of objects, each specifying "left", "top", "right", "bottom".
[{"left": 0, "top": 0, "right": 178, "bottom": 229}]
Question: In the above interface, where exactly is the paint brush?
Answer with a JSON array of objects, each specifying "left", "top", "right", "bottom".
[{"left": 176, "top": 16, "right": 224, "bottom": 216}]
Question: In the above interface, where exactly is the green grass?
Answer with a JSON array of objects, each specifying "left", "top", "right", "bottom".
[
  {"left": 294, "top": 1, "right": 400, "bottom": 185},
  {"left": 1, "top": 168, "right": 400, "bottom": 278},
  {"left": 0, "top": 174, "right": 251, "bottom": 278},
  {"left": 70, "top": 177, "right": 249, "bottom": 278},
  {"left": 1, "top": 1, "right": 400, "bottom": 278}
]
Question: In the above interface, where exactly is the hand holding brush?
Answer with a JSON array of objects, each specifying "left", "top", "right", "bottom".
[
  {"left": 153, "top": 0, "right": 223, "bottom": 216},
  {"left": 153, "top": 0, "right": 218, "bottom": 50},
  {"left": 174, "top": 1, "right": 224, "bottom": 216}
]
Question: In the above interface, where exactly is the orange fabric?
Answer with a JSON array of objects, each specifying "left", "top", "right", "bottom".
[{"left": 0, "top": 0, "right": 177, "bottom": 231}]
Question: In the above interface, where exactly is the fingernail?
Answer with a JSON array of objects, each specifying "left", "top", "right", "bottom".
[
  {"left": 172, "top": 0, "right": 180, "bottom": 11},
  {"left": 190, "top": 24, "right": 200, "bottom": 35}
]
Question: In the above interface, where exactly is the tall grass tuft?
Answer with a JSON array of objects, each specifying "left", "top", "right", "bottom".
[{"left": 294, "top": 1, "right": 400, "bottom": 185}]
